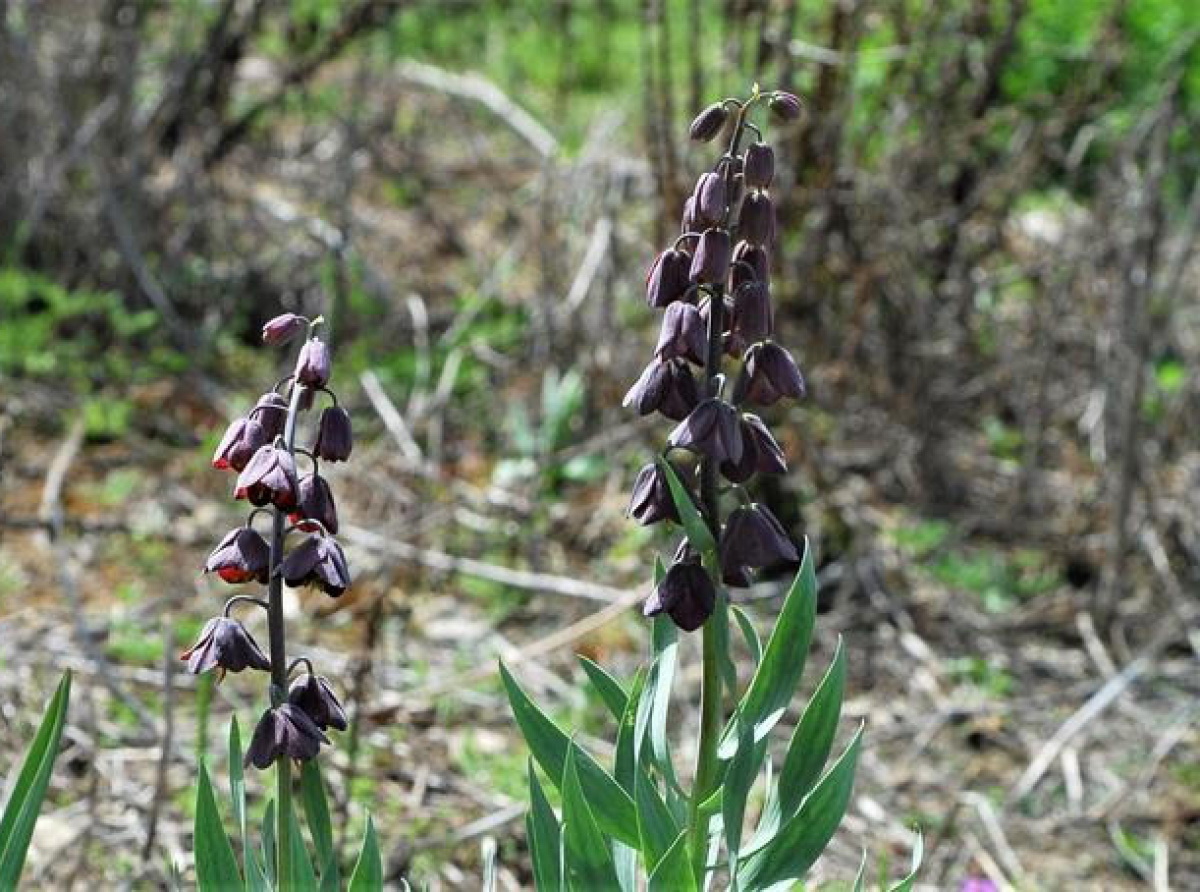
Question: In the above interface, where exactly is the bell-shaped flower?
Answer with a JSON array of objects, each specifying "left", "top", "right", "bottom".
[
  {"left": 291, "top": 473, "right": 339, "bottom": 535},
  {"left": 204, "top": 526, "right": 270, "bottom": 584},
  {"left": 730, "top": 281, "right": 773, "bottom": 351},
  {"left": 693, "top": 172, "right": 727, "bottom": 227},
  {"left": 738, "top": 191, "right": 776, "bottom": 246},
  {"left": 689, "top": 228, "right": 732, "bottom": 284},
  {"left": 244, "top": 704, "right": 328, "bottom": 770},
  {"left": 736, "top": 342, "right": 806, "bottom": 406},
  {"left": 644, "top": 550, "right": 715, "bottom": 632},
  {"left": 288, "top": 673, "right": 348, "bottom": 732},
  {"left": 732, "top": 241, "right": 769, "bottom": 291},
  {"left": 234, "top": 443, "right": 298, "bottom": 508},
  {"left": 623, "top": 359, "right": 698, "bottom": 422},
  {"left": 668, "top": 398, "right": 743, "bottom": 464},
  {"left": 251, "top": 392, "right": 289, "bottom": 440},
  {"left": 769, "top": 92, "right": 803, "bottom": 122},
  {"left": 719, "top": 504, "right": 799, "bottom": 579},
  {"left": 262, "top": 313, "right": 306, "bottom": 345},
  {"left": 646, "top": 248, "right": 692, "bottom": 308},
  {"left": 628, "top": 461, "right": 692, "bottom": 526},
  {"left": 689, "top": 102, "right": 728, "bottom": 141},
  {"left": 294, "top": 337, "right": 332, "bottom": 388},
  {"left": 180, "top": 616, "right": 270, "bottom": 676},
  {"left": 314, "top": 405, "right": 353, "bottom": 462},
  {"left": 212, "top": 416, "right": 267, "bottom": 473},
  {"left": 654, "top": 302, "right": 707, "bottom": 365},
  {"left": 743, "top": 142, "right": 775, "bottom": 189},
  {"left": 281, "top": 532, "right": 351, "bottom": 597}
]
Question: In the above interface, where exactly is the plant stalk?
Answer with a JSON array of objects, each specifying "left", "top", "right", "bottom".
[{"left": 269, "top": 377, "right": 305, "bottom": 889}]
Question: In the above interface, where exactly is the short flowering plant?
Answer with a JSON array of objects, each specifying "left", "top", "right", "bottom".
[
  {"left": 184, "top": 315, "right": 382, "bottom": 891},
  {"left": 504, "top": 88, "right": 921, "bottom": 889}
]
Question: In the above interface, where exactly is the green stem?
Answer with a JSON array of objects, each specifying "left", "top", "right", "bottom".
[{"left": 277, "top": 759, "right": 293, "bottom": 889}]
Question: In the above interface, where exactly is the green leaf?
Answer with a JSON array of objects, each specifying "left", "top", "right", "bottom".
[
  {"left": 560, "top": 742, "right": 621, "bottom": 891},
  {"left": 301, "top": 759, "right": 339, "bottom": 891},
  {"left": 634, "top": 765, "right": 679, "bottom": 868},
  {"left": 526, "top": 761, "right": 564, "bottom": 892},
  {"left": 613, "top": 841, "right": 638, "bottom": 892},
  {"left": 710, "top": 586, "right": 738, "bottom": 693},
  {"left": 614, "top": 669, "right": 647, "bottom": 793},
  {"left": 887, "top": 832, "right": 923, "bottom": 891},
  {"left": 501, "top": 662, "right": 639, "bottom": 848},
  {"left": 731, "top": 605, "right": 762, "bottom": 666},
  {"left": 229, "top": 719, "right": 270, "bottom": 892},
  {"left": 193, "top": 762, "right": 243, "bottom": 892},
  {"left": 775, "top": 638, "right": 846, "bottom": 819},
  {"left": 737, "top": 725, "right": 863, "bottom": 888},
  {"left": 287, "top": 799, "right": 319, "bottom": 892},
  {"left": 578, "top": 656, "right": 628, "bottom": 721},
  {"left": 0, "top": 672, "right": 71, "bottom": 889},
  {"left": 728, "top": 541, "right": 816, "bottom": 751},
  {"left": 261, "top": 800, "right": 276, "bottom": 887},
  {"left": 721, "top": 715, "right": 764, "bottom": 875},
  {"left": 852, "top": 850, "right": 867, "bottom": 892},
  {"left": 646, "top": 831, "right": 696, "bottom": 892},
  {"left": 347, "top": 815, "right": 383, "bottom": 892},
  {"left": 657, "top": 457, "right": 715, "bottom": 554}
]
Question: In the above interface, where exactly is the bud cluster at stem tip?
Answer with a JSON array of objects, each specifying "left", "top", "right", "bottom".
[
  {"left": 626, "top": 89, "right": 807, "bottom": 631},
  {"left": 182, "top": 312, "right": 355, "bottom": 769}
]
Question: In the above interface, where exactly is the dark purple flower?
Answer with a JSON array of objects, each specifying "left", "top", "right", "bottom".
[
  {"left": 251, "top": 392, "right": 289, "bottom": 440},
  {"left": 681, "top": 196, "right": 699, "bottom": 235},
  {"left": 719, "top": 504, "right": 799, "bottom": 577},
  {"left": 689, "top": 228, "right": 732, "bottom": 284},
  {"left": 730, "top": 281, "right": 773, "bottom": 350},
  {"left": 743, "top": 142, "right": 775, "bottom": 189},
  {"left": 689, "top": 102, "right": 728, "bottom": 141},
  {"left": 262, "top": 313, "right": 306, "bottom": 346},
  {"left": 693, "top": 172, "right": 727, "bottom": 226},
  {"left": 623, "top": 359, "right": 698, "bottom": 421},
  {"left": 291, "top": 472, "right": 339, "bottom": 535},
  {"left": 769, "top": 91, "right": 803, "bottom": 122},
  {"left": 234, "top": 443, "right": 298, "bottom": 508},
  {"left": 668, "top": 398, "right": 743, "bottom": 464},
  {"left": 718, "top": 414, "right": 787, "bottom": 484},
  {"left": 646, "top": 248, "right": 693, "bottom": 309},
  {"left": 281, "top": 533, "right": 351, "bottom": 597},
  {"left": 738, "top": 191, "right": 775, "bottom": 246},
  {"left": 180, "top": 617, "right": 270, "bottom": 676},
  {"left": 314, "top": 405, "right": 353, "bottom": 462},
  {"left": 655, "top": 302, "right": 707, "bottom": 365},
  {"left": 204, "top": 526, "right": 270, "bottom": 584},
  {"left": 294, "top": 338, "right": 331, "bottom": 388},
  {"left": 212, "top": 416, "right": 267, "bottom": 473},
  {"left": 288, "top": 673, "right": 348, "bottom": 732},
  {"left": 644, "top": 554, "right": 715, "bottom": 632},
  {"left": 732, "top": 241, "right": 769, "bottom": 291},
  {"left": 736, "top": 342, "right": 806, "bottom": 406},
  {"left": 244, "top": 704, "right": 328, "bottom": 770},
  {"left": 628, "top": 461, "right": 693, "bottom": 526}
]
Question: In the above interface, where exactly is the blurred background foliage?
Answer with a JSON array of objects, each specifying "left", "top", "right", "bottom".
[{"left": 1, "top": 0, "right": 1198, "bottom": 889}]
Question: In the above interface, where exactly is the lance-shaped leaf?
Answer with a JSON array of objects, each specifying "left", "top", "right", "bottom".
[
  {"left": 193, "top": 762, "right": 242, "bottom": 892},
  {"left": 888, "top": 833, "right": 923, "bottom": 891},
  {"left": 501, "top": 662, "right": 639, "bottom": 847},
  {"left": 0, "top": 672, "right": 71, "bottom": 889},
  {"left": 657, "top": 457, "right": 716, "bottom": 555},
  {"left": 347, "top": 815, "right": 382, "bottom": 892},
  {"left": 561, "top": 743, "right": 621, "bottom": 890},
  {"left": 634, "top": 764, "right": 679, "bottom": 869},
  {"left": 731, "top": 605, "right": 762, "bottom": 666},
  {"left": 736, "top": 725, "right": 863, "bottom": 888},
  {"left": 578, "top": 656, "right": 628, "bottom": 721},
  {"left": 646, "top": 831, "right": 696, "bottom": 892},
  {"left": 721, "top": 714, "right": 765, "bottom": 876},
  {"left": 526, "top": 761, "right": 564, "bottom": 892},
  {"left": 286, "top": 799, "right": 319, "bottom": 892},
  {"left": 229, "top": 718, "right": 269, "bottom": 892},
  {"left": 300, "top": 759, "right": 339, "bottom": 891},
  {"left": 614, "top": 669, "right": 648, "bottom": 793},
  {"left": 261, "top": 799, "right": 277, "bottom": 887}
]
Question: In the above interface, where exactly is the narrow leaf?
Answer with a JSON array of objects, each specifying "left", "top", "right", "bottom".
[
  {"left": 229, "top": 718, "right": 270, "bottom": 892},
  {"left": 646, "top": 831, "right": 696, "bottom": 892},
  {"left": 633, "top": 765, "right": 679, "bottom": 868},
  {"left": 261, "top": 799, "right": 276, "bottom": 887},
  {"left": 614, "top": 669, "right": 647, "bottom": 792},
  {"left": 721, "top": 715, "right": 763, "bottom": 872},
  {"left": 500, "top": 662, "right": 638, "bottom": 848},
  {"left": 775, "top": 639, "right": 846, "bottom": 819},
  {"left": 193, "top": 762, "right": 243, "bottom": 892},
  {"left": 887, "top": 832, "right": 923, "bottom": 892},
  {"left": 301, "top": 759, "right": 337, "bottom": 889},
  {"left": 731, "top": 605, "right": 762, "bottom": 666},
  {"left": 560, "top": 743, "right": 621, "bottom": 890},
  {"left": 347, "top": 815, "right": 383, "bottom": 892},
  {"left": 287, "top": 799, "right": 319, "bottom": 892},
  {"left": 657, "top": 457, "right": 715, "bottom": 554},
  {"left": 578, "top": 656, "right": 628, "bottom": 721},
  {"left": 526, "top": 761, "right": 563, "bottom": 892}
]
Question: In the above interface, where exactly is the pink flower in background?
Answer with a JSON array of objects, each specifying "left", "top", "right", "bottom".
[{"left": 961, "top": 878, "right": 999, "bottom": 892}]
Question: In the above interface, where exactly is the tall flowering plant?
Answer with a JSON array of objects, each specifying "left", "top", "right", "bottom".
[
  {"left": 504, "top": 89, "right": 920, "bottom": 889},
  {"left": 185, "top": 314, "right": 382, "bottom": 891}
]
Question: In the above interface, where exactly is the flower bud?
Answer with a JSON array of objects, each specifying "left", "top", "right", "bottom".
[
  {"left": 251, "top": 392, "right": 289, "bottom": 440},
  {"left": 262, "top": 313, "right": 306, "bottom": 346},
  {"left": 644, "top": 552, "right": 715, "bottom": 632},
  {"left": 730, "top": 281, "right": 773, "bottom": 348},
  {"left": 245, "top": 704, "right": 328, "bottom": 769},
  {"left": 294, "top": 338, "right": 331, "bottom": 388},
  {"left": 628, "top": 461, "right": 692, "bottom": 526},
  {"left": 693, "top": 172, "right": 727, "bottom": 227},
  {"left": 738, "top": 191, "right": 775, "bottom": 246},
  {"left": 689, "top": 102, "right": 728, "bottom": 142},
  {"left": 654, "top": 302, "right": 707, "bottom": 365},
  {"left": 732, "top": 241, "right": 769, "bottom": 291},
  {"left": 314, "top": 405, "right": 353, "bottom": 462},
  {"left": 205, "top": 526, "right": 270, "bottom": 584},
  {"left": 281, "top": 532, "right": 351, "bottom": 597},
  {"left": 681, "top": 196, "right": 699, "bottom": 234},
  {"left": 768, "top": 91, "right": 803, "bottom": 122},
  {"left": 667, "top": 398, "right": 743, "bottom": 464},
  {"left": 292, "top": 473, "right": 339, "bottom": 535},
  {"left": 623, "top": 359, "right": 699, "bottom": 421},
  {"left": 180, "top": 617, "right": 271, "bottom": 676},
  {"left": 689, "top": 228, "right": 731, "bottom": 284},
  {"left": 288, "top": 673, "right": 348, "bottom": 732},
  {"left": 735, "top": 342, "right": 806, "bottom": 406},
  {"left": 646, "top": 248, "right": 692, "bottom": 308},
  {"left": 234, "top": 443, "right": 298, "bottom": 508},
  {"left": 743, "top": 142, "right": 775, "bottom": 188}
]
